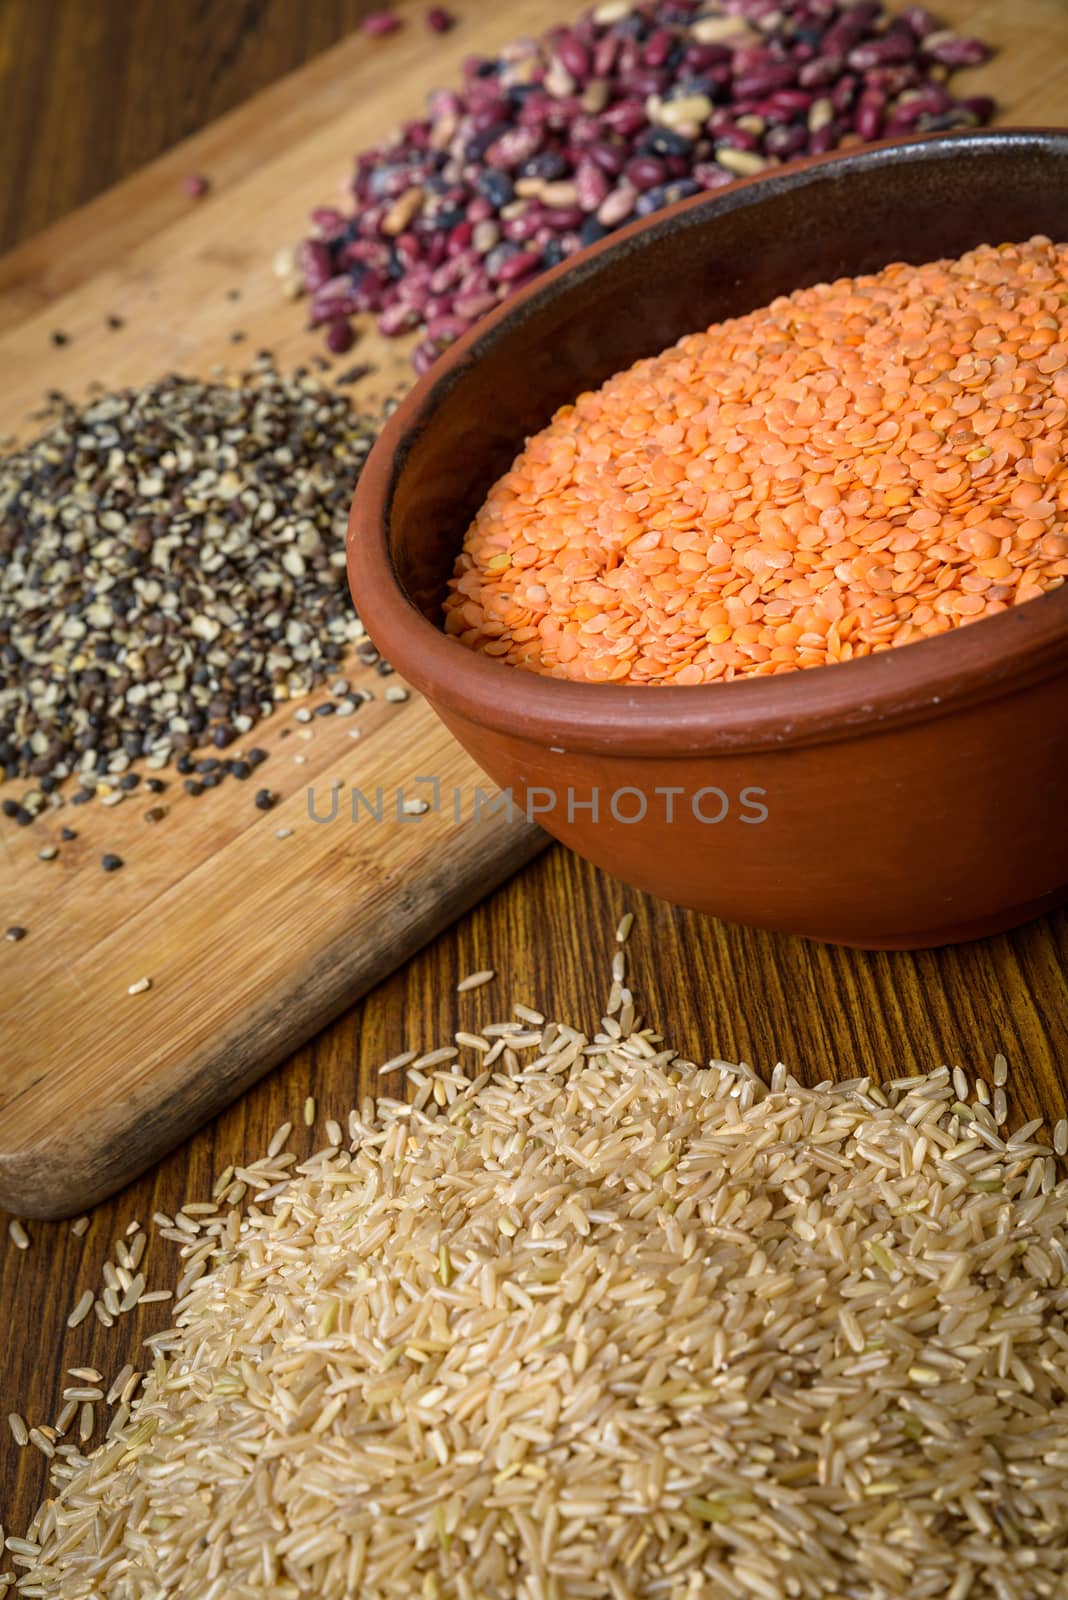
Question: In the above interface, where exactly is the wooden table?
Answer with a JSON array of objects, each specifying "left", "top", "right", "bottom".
[{"left": 2, "top": 0, "right": 1067, "bottom": 1548}]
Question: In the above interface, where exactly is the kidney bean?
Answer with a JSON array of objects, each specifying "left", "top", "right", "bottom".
[
  {"left": 299, "top": 240, "right": 335, "bottom": 294},
  {"left": 571, "top": 156, "right": 610, "bottom": 210},
  {"left": 362, "top": 10, "right": 401, "bottom": 35},
  {"left": 798, "top": 54, "right": 846, "bottom": 89},
  {"left": 922, "top": 32, "right": 992, "bottom": 66},
  {"left": 429, "top": 257, "right": 469, "bottom": 294},
  {"left": 495, "top": 247, "right": 544, "bottom": 282},
  {"left": 597, "top": 181, "right": 638, "bottom": 227},
  {"left": 807, "top": 124, "right": 840, "bottom": 155},
  {"left": 600, "top": 99, "right": 649, "bottom": 137},
  {"left": 593, "top": 32, "right": 620, "bottom": 77},
  {"left": 900, "top": 4, "right": 940, "bottom": 34},
  {"left": 889, "top": 87, "right": 949, "bottom": 124},
  {"left": 540, "top": 205, "right": 585, "bottom": 228},
  {"left": 502, "top": 212, "right": 543, "bottom": 242},
  {"left": 412, "top": 341, "right": 439, "bottom": 375},
  {"left": 692, "top": 161, "right": 736, "bottom": 190},
  {"left": 486, "top": 126, "right": 542, "bottom": 169},
  {"left": 764, "top": 123, "right": 808, "bottom": 157},
  {"left": 735, "top": 64, "right": 799, "bottom": 97},
  {"left": 584, "top": 140, "right": 627, "bottom": 176},
  {"left": 453, "top": 290, "right": 500, "bottom": 319},
  {"left": 425, "top": 313, "right": 472, "bottom": 342},
  {"left": 377, "top": 304, "right": 421, "bottom": 336},
  {"left": 962, "top": 95, "right": 996, "bottom": 122},
  {"left": 854, "top": 93, "right": 886, "bottom": 141},
  {"left": 831, "top": 74, "right": 859, "bottom": 112},
  {"left": 863, "top": 64, "right": 921, "bottom": 95},
  {"left": 555, "top": 35, "right": 591, "bottom": 81},
  {"left": 715, "top": 127, "right": 761, "bottom": 154},
  {"left": 568, "top": 113, "right": 608, "bottom": 144},
  {"left": 310, "top": 206, "right": 345, "bottom": 236},
  {"left": 446, "top": 220, "right": 475, "bottom": 257},
  {"left": 683, "top": 42, "right": 733, "bottom": 71},
  {"left": 762, "top": 88, "right": 814, "bottom": 116},
  {"left": 848, "top": 32, "right": 917, "bottom": 70},
  {"left": 625, "top": 154, "right": 669, "bottom": 190},
  {"left": 643, "top": 27, "right": 675, "bottom": 67}
]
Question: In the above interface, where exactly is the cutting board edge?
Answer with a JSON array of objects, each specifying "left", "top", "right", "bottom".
[{"left": 0, "top": 824, "right": 548, "bottom": 1219}]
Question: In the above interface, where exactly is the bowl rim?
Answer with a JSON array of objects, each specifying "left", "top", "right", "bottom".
[{"left": 348, "top": 126, "right": 1068, "bottom": 759}]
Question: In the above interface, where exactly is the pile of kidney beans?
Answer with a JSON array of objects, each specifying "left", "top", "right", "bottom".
[{"left": 299, "top": 0, "right": 993, "bottom": 371}]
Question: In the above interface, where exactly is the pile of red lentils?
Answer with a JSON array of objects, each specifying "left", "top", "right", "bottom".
[{"left": 445, "top": 236, "right": 1068, "bottom": 683}]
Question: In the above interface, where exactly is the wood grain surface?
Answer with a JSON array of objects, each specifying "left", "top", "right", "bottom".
[{"left": 3, "top": 0, "right": 1068, "bottom": 1549}]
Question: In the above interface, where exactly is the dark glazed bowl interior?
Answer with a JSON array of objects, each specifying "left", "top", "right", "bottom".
[{"left": 372, "top": 127, "right": 1068, "bottom": 758}]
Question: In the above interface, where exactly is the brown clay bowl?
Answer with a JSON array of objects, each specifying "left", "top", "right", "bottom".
[{"left": 348, "top": 129, "right": 1068, "bottom": 950}]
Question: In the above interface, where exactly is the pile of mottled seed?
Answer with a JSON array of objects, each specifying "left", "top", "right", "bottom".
[
  {"left": 295, "top": 0, "right": 993, "bottom": 369},
  {"left": 4, "top": 950, "right": 1067, "bottom": 1599},
  {"left": 0, "top": 358, "right": 378, "bottom": 796},
  {"left": 446, "top": 236, "right": 1068, "bottom": 683}
]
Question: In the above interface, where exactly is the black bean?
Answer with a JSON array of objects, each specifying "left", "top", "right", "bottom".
[{"left": 101, "top": 853, "right": 124, "bottom": 872}]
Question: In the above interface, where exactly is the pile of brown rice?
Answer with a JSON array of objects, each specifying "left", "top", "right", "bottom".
[{"left": 5, "top": 962, "right": 1068, "bottom": 1599}]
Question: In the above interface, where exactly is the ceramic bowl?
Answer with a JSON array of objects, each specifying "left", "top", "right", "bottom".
[{"left": 348, "top": 129, "right": 1068, "bottom": 949}]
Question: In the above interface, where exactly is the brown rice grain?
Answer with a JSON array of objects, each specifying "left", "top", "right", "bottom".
[{"left": 456, "top": 970, "right": 495, "bottom": 993}]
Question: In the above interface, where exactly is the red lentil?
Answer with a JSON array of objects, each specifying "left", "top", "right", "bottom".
[{"left": 445, "top": 236, "right": 1068, "bottom": 684}]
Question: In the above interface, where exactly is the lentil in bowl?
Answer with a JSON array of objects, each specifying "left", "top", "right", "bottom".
[{"left": 348, "top": 130, "right": 1068, "bottom": 949}]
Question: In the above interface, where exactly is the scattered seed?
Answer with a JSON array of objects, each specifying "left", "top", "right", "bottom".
[
  {"left": 183, "top": 173, "right": 210, "bottom": 198},
  {"left": 127, "top": 977, "right": 152, "bottom": 996},
  {"left": 254, "top": 790, "right": 278, "bottom": 811},
  {"left": 384, "top": 685, "right": 409, "bottom": 703},
  {"left": 6, "top": 1414, "right": 28, "bottom": 1447},
  {"left": 362, "top": 10, "right": 402, "bottom": 35},
  {"left": 7, "top": 1219, "right": 29, "bottom": 1249},
  {"left": 0, "top": 367, "right": 380, "bottom": 790},
  {"left": 54, "top": 1400, "right": 78, "bottom": 1435},
  {"left": 66, "top": 1292, "right": 94, "bottom": 1329},
  {"left": 37, "top": 845, "right": 57, "bottom": 861},
  {"left": 377, "top": 1049, "right": 418, "bottom": 1076},
  {"left": 70, "top": 1217, "right": 90, "bottom": 1237},
  {"left": 101, "top": 854, "right": 124, "bottom": 873},
  {"left": 4, "top": 927, "right": 27, "bottom": 943},
  {"left": 268, "top": 1120, "right": 294, "bottom": 1158},
  {"left": 275, "top": 826, "right": 294, "bottom": 839},
  {"left": 457, "top": 969, "right": 495, "bottom": 993},
  {"left": 303, "top": 1096, "right": 316, "bottom": 1126}
]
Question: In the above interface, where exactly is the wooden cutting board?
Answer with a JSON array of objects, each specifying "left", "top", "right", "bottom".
[
  {"left": 0, "top": 0, "right": 1064, "bottom": 1221},
  {"left": 0, "top": 1, "right": 598, "bottom": 1220}
]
